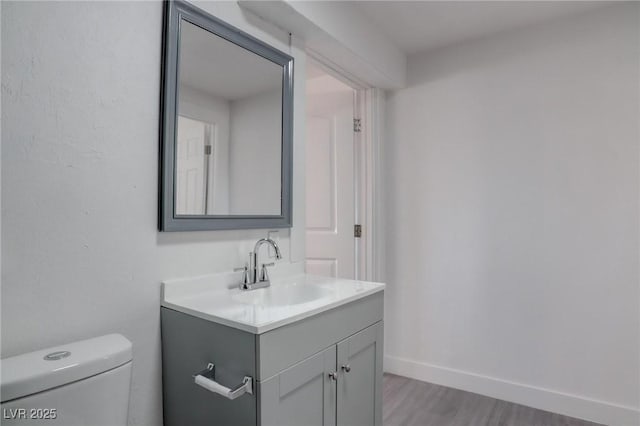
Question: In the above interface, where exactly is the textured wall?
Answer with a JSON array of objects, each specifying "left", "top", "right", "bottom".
[{"left": 1, "top": 1, "right": 306, "bottom": 424}]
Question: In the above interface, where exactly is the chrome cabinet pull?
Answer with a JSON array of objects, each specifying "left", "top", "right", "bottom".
[
  {"left": 328, "top": 372, "right": 338, "bottom": 381},
  {"left": 341, "top": 364, "right": 351, "bottom": 373}
]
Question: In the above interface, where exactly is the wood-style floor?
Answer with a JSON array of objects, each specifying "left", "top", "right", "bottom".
[{"left": 383, "top": 374, "right": 604, "bottom": 426}]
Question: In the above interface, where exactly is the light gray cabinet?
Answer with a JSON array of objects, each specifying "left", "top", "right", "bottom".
[
  {"left": 260, "top": 322, "right": 383, "bottom": 426},
  {"left": 161, "top": 291, "right": 384, "bottom": 426},
  {"left": 260, "top": 346, "right": 337, "bottom": 426},
  {"left": 337, "top": 322, "right": 383, "bottom": 426}
]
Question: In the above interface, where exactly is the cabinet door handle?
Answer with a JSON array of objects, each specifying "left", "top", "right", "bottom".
[
  {"left": 328, "top": 372, "right": 338, "bottom": 381},
  {"left": 341, "top": 364, "right": 351, "bottom": 373}
]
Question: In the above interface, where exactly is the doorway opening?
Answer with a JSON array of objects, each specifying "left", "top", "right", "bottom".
[{"left": 305, "top": 58, "right": 379, "bottom": 281}]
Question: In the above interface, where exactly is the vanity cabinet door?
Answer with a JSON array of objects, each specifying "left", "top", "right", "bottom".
[
  {"left": 336, "top": 321, "right": 383, "bottom": 426},
  {"left": 260, "top": 346, "right": 337, "bottom": 426}
]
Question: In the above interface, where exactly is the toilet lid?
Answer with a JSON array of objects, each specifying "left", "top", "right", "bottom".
[{"left": 0, "top": 334, "right": 132, "bottom": 402}]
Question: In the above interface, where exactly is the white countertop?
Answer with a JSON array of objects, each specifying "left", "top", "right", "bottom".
[{"left": 161, "top": 269, "right": 385, "bottom": 334}]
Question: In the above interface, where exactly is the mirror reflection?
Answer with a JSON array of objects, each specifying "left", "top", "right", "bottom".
[{"left": 176, "top": 20, "right": 283, "bottom": 216}]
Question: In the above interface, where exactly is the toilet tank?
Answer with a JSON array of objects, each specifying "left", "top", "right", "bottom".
[{"left": 0, "top": 334, "right": 132, "bottom": 426}]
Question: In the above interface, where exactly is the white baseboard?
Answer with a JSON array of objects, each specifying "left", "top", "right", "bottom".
[{"left": 384, "top": 355, "right": 639, "bottom": 426}]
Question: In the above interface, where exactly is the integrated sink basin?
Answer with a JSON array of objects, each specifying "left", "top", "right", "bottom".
[
  {"left": 161, "top": 269, "right": 385, "bottom": 334},
  {"left": 232, "top": 284, "right": 331, "bottom": 307}
]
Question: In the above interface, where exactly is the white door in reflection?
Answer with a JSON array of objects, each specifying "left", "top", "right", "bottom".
[{"left": 176, "top": 116, "right": 215, "bottom": 215}]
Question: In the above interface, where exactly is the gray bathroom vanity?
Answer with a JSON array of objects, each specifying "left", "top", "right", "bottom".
[{"left": 161, "top": 273, "right": 384, "bottom": 426}]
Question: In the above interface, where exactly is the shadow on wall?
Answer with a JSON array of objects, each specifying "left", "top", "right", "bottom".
[{"left": 156, "top": 228, "right": 291, "bottom": 246}]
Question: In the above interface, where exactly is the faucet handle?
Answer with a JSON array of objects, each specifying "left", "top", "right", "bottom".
[
  {"left": 259, "top": 263, "right": 275, "bottom": 282},
  {"left": 234, "top": 264, "right": 250, "bottom": 285}
]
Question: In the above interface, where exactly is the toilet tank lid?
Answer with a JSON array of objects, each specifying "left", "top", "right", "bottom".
[{"left": 0, "top": 334, "right": 132, "bottom": 402}]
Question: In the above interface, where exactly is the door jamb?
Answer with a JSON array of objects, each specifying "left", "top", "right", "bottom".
[{"left": 356, "top": 88, "right": 384, "bottom": 283}]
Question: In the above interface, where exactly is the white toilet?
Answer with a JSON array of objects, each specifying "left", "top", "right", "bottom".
[{"left": 0, "top": 334, "right": 132, "bottom": 426}]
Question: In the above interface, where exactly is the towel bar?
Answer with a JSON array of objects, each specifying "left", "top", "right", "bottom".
[{"left": 193, "top": 363, "right": 253, "bottom": 400}]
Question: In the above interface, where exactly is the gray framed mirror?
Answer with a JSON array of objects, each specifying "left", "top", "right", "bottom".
[{"left": 159, "top": 0, "right": 294, "bottom": 231}]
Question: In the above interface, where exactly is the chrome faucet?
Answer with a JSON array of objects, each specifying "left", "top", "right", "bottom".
[{"left": 235, "top": 237, "right": 282, "bottom": 290}]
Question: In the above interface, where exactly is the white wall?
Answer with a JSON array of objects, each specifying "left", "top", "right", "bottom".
[
  {"left": 384, "top": 4, "right": 639, "bottom": 425},
  {"left": 228, "top": 89, "right": 282, "bottom": 215},
  {"left": 0, "top": 1, "right": 306, "bottom": 425}
]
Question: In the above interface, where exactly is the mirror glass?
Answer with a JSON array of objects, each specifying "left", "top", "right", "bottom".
[{"left": 176, "top": 20, "right": 283, "bottom": 216}]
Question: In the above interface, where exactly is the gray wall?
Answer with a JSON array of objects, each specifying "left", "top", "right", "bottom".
[
  {"left": 1, "top": 1, "right": 306, "bottom": 424},
  {"left": 229, "top": 89, "right": 282, "bottom": 215}
]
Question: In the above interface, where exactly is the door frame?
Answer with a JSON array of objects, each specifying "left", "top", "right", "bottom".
[{"left": 306, "top": 51, "right": 384, "bottom": 282}]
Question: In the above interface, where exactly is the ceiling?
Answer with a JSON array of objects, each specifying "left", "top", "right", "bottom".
[
  {"left": 179, "top": 20, "right": 282, "bottom": 100},
  {"left": 353, "top": 1, "right": 611, "bottom": 55}
]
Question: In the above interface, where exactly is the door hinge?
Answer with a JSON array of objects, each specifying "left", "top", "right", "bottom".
[
  {"left": 353, "top": 118, "right": 362, "bottom": 133},
  {"left": 204, "top": 145, "right": 212, "bottom": 155},
  {"left": 354, "top": 224, "right": 362, "bottom": 238}
]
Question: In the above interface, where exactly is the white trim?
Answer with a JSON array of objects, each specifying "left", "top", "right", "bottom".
[
  {"left": 364, "top": 88, "right": 385, "bottom": 283},
  {"left": 354, "top": 89, "right": 365, "bottom": 281},
  {"left": 385, "top": 355, "right": 640, "bottom": 426},
  {"left": 307, "top": 48, "right": 369, "bottom": 90},
  {"left": 355, "top": 88, "right": 385, "bottom": 282}
]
